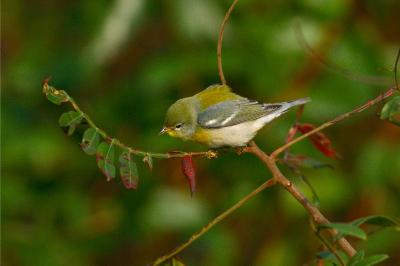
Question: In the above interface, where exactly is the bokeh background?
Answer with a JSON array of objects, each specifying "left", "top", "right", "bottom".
[{"left": 2, "top": 0, "right": 400, "bottom": 265}]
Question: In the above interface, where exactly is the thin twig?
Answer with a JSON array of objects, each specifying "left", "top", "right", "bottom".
[
  {"left": 394, "top": 48, "right": 400, "bottom": 91},
  {"left": 43, "top": 82, "right": 213, "bottom": 160},
  {"left": 271, "top": 86, "right": 397, "bottom": 158},
  {"left": 311, "top": 220, "right": 345, "bottom": 266},
  {"left": 217, "top": 0, "right": 239, "bottom": 85},
  {"left": 151, "top": 178, "right": 276, "bottom": 266}
]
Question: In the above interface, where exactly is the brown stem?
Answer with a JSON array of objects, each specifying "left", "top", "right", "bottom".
[
  {"left": 271, "top": 86, "right": 397, "bottom": 158},
  {"left": 151, "top": 178, "right": 276, "bottom": 266},
  {"left": 247, "top": 141, "right": 356, "bottom": 257},
  {"left": 217, "top": 0, "right": 239, "bottom": 85}
]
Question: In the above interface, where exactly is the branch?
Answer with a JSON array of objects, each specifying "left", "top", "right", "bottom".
[
  {"left": 42, "top": 80, "right": 215, "bottom": 160},
  {"left": 217, "top": 0, "right": 239, "bottom": 85},
  {"left": 246, "top": 142, "right": 356, "bottom": 257},
  {"left": 151, "top": 178, "right": 276, "bottom": 266},
  {"left": 271, "top": 86, "right": 397, "bottom": 158}
]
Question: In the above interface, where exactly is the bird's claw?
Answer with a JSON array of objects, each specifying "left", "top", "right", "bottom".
[
  {"left": 205, "top": 150, "right": 218, "bottom": 159},
  {"left": 236, "top": 145, "right": 252, "bottom": 155},
  {"left": 235, "top": 147, "right": 246, "bottom": 155}
]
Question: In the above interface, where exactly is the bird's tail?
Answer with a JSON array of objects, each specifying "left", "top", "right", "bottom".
[
  {"left": 273, "top": 97, "right": 311, "bottom": 116},
  {"left": 286, "top": 97, "right": 311, "bottom": 107},
  {"left": 260, "top": 97, "right": 311, "bottom": 125}
]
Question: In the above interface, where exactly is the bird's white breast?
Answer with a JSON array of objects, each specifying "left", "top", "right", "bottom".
[{"left": 205, "top": 117, "right": 268, "bottom": 147}]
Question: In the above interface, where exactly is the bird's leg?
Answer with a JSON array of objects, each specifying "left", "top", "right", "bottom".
[
  {"left": 235, "top": 146, "right": 248, "bottom": 155},
  {"left": 236, "top": 142, "right": 256, "bottom": 155}
]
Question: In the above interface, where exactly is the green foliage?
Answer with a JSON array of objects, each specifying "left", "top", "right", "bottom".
[
  {"left": 81, "top": 128, "right": 100, "bottom": 155},
  {"left": 42, "top": 82, "right": 69, "bottom": 105},
  {"left": 351, "top": 215, "right": 399, "bottom": 228},
  {"left": 348, "top": 250, "right": 389, "bottom": 266},
  {"left": 58, "top": 111, "right": 83, "bottom": 135},
  {"left": 96, "top": 141, "right": 116, "bottom": 181},
  {"left": 3, "top": 0, "right": 400, "bottom": 265},
  {"left": 319, "top": 222, "right": 367, "bottom": 240},
  {"left": 380, "top": 95, "right": 400, "bottom": 126}
]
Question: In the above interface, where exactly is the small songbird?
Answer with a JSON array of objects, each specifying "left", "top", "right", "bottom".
[{"left": 160, "top": 84, "right": 310, "bottom": 148}]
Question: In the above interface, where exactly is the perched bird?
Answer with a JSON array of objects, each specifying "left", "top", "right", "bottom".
[{"left": 160, "top": 84, "right": 310, "bottom": 148}]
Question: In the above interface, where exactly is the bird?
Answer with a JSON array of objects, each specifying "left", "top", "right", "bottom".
[{"left": 160, "top": 84, "right": 310, "bottom": 148}]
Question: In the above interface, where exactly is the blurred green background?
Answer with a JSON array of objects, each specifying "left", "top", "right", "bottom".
[{"left": 2, "top": 0, "right": 400, "bottom": 265}]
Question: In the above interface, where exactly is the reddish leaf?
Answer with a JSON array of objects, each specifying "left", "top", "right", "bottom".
[
  {"left": 284, "top": 153, "right": 333, "bottom": 170},
  {"left": 296, "top": 123, "right": 340, "bottom": 158},
  {"left": 181, "top": 156, "right": 196, "bottom": 196},
  {"left": 119, "top": 151, "right": 139, "bottom": 189}
]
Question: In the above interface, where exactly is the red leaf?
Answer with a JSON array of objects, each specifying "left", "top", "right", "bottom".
[
  {"left": 181, "top": 156, "right": 196, "bottom": 196},
  {"left": 296, "top": 123, "right": 340, "bottom": 159}
]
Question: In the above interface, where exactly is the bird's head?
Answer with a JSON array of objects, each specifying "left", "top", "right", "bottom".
[{"left": 160, "top": 97, "right": 196, "bottom": 140}]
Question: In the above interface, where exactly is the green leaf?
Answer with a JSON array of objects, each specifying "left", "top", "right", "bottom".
[
  {"left": 58, "top": 111, "right": 83, "bottom": 135},
  {"left": 43, "top": 83, "right": 69, "bottom": 105},
  {"left": 171, "top": 258, "right": 185, "bottom": 266},
  {"left": 316, "top": 250, "right": 347, "bottom": 266},
  {"left": 119, "top": 151, "right": 139, "bottom": 189},
  {"left": 318, "top": 223, "right": 367, "bottom": 240},
  {"left": 348, "top": 250, "right": 365, "bottom": 266},
  {"left": 352, "top": 254, "right": 389, "bottom": 266},
  {"left": 380, "top": 96, "right": 400, "bottom": 126},
  {"left": 351, "top": 215, "right": 399, "bottom": 228},
  {"left": 81, "top": 128, "right": 100, "bottom": 155},
  {"left": 96, "top": 141, "right": 116, "bottom": 181}
]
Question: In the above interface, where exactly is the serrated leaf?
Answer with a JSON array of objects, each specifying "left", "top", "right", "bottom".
[
  {"left": 119, "top": 151, "right": 139, "bottom": 189},
  {"left": 143, "top": 155, "right": 153, "bottom": 171},
  {"left": 43, "top": 82, "right": 69, "bottom": 105},
  {"left": 96, "top": 141, "right": 116, "bottom": 181},
  {"left": 319, "top": 223, "right": 367, "bottom": 240},
  {"left": 352, "top": 254, "right": 389, "bottom": 266},
  {"left": 80, "top": 128, "right": 100, "bottom": 155},
  {"left": 181, "top": 156, "right": 196, "bottom": 196},
  {"left": 351, "top": 215, "right": 399, "bottom": 228},
  {"left": 348, "top": 250, "right": 365, "bottom": 266},
  {"left": 380, "top": 96, "right": 400, "bottom": 126},
  {"left": 58, "top": 111, "right": 83, "bottom": 135}
]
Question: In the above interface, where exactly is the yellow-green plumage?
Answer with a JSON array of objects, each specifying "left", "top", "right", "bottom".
[
  {"left": 194, "top": 84, "right": 242, "bottom": 110},
  {"left": 161, "top": 84, "right": 310, "bottom": 147}
]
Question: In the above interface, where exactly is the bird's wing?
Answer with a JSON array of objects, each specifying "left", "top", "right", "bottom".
[{"left": 197, "top": 99, "right": 281, "bottom": 128}]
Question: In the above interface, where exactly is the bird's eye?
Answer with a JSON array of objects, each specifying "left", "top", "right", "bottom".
[{"left": 175, "top": 123, "right": 183, "bottom": 129}]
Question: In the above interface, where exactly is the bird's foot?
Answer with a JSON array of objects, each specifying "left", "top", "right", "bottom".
[
  {"left": 235, "top": 146, "right": 247, "bottom": 155},
  {"left": 205, "top": 149, "right": 218, "bottom": 159}
]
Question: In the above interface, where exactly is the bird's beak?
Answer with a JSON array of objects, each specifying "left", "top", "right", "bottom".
[{"left": 159, "top": 127, "right": 171, "bottom": 135}]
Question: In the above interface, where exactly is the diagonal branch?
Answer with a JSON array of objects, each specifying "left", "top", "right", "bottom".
[
  {"left": 43, "top": 80, "right": 215, "bottom": 160},
  {"left": 151, "top": 178, "right": 276, "bottom": 266},
  {"left": 246, "top": 141, "right": 356, "bottom": 257},
  {"left": 271, "top": 86, "right": 397, "bottom": 158}
]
